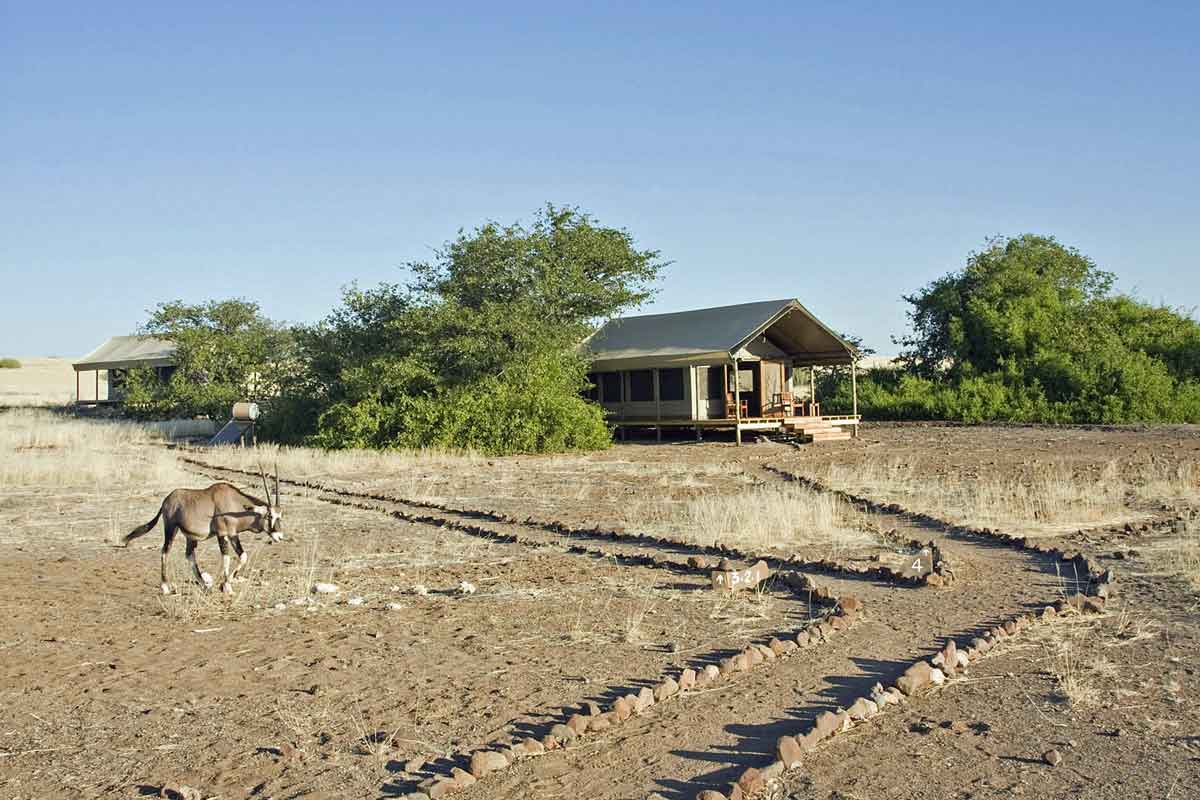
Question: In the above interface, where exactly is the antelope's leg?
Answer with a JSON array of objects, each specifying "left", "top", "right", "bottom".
[
  {"left": 229, "top": 536, "right": 247, "bottom": 580},
  {"left": 160, "top": 525, "right": 178, "bottom": 595},
  {"left": 217, "top": 536, "right": 234, "bottom": 594},
  {"left": 186, "top": 538, "right": 212, "bottom": 589}
]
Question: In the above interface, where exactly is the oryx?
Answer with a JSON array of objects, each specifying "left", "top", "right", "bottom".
[{"left": 124, "top": 466, "right": 284, "bottom": 594}]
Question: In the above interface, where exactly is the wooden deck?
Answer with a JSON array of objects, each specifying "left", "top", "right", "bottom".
[{"left": 612, "top": 414, "right": 861, "bottom": 442}]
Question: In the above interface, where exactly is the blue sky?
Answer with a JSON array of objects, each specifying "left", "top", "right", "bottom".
[{"left": 3, "top": 2, "right": 1198, "bottom": 357}]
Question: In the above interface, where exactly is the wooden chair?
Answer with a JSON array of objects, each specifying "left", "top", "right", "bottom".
[
  {"left": 725, "top": 392, "right": 748, "bottom": 419},
  {"left": 773, "top": 392, "right": 795, "bottom": 417}
]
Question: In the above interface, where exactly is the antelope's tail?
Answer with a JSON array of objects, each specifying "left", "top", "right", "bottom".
[{"left": 123, "top": 507, "right": 163, "bottom": 546}]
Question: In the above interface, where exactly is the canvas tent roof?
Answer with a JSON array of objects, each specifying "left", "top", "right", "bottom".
[
  {"left": 582, "top": 299, "right": 857, "bottom": 369},
  {"left": 73, "top": 336, "right": 177, "bottom": 371}
]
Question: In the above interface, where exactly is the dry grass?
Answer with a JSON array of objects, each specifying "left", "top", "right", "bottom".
[
  {"left": 653, "top": 483, "right": 876, "bottom": 554},
  {"left": 0, "top": 408, "right": 185, "bottom": 490},
  {"left": 810, "top": 455, "right": 1197, "bottom": 537}
]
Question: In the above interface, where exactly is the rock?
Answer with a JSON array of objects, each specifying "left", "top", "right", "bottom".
[
  {"left": 703, "top": 663, "right": 721, "bottom": 682},
  {"left": 450, "top": 767, "right": 477, "bottom": 787},
  {"left": 401, "top": 793, "right": 431, "bottom": 800},
  {"left": 458, "top": 580, "right": 476, "bottom": 594},
  {"left": 897, "top": 661, "right": 937, "bottom": 695},
  {"left": 541, "top": 734, "right": 560, "bottom": 751},
  {"left": 588, "top": 714, "right": 613, "bottom": 732},
  {"left": 736, "top": 767, "right": 765, "bottom": 796},
  {"left": 735, "top": 652, "right": 752, "bottom": 671},
  {"left": 755, "top": 643, "right": 776, "bottom": 660},
  {"left": 839, "top": 595, "right": 862, "bottom": 613},
  {"left": 745, "top": 647, "right": 764, "bottom": 666},
  {"left": 719, "top": 656, "right": 738, "bottom": 675},
  {"left": 778, "top": 638, "right": 798, "bottom": 654},
  {"left": 519, "top": 737, "right": 544, "bottom": 755},
  {"left": 954, "top": 650, "right": 969, "bottom": 670},
  {"left": 655, "top": 677, "right": 680, "bottom": 701},
  {"left": 929, "top": 667, "right": 946, "bottom": 685},
  {"left": 794, "top": 631, "right": 810, "bottom": 647},
  {"left": 566, "top": 714, "right": 589, "bottom": 735},
  {"left": 312, "top": 582, "right": 338, "bottom": 594},
  {"left": 679, "top": 668, "right": 697, "bottom": 691},
  {"left": 613, "top": 695, "right": 634, "bottom": 721},
  {"left": 768, "top": 638, "right": 787, "bottom": 656},
  {"left": 846, "top": 697, "right": 878, "bottom": 721},
  {"left": 426, "top": 779, "right": 457, "bottom": 799},
  {"left": 1043, "top": 749, "right": 1063, "bottom": 766},
  {"left": 777, "top": 735, "right": 803, "bottom": 768},
  {"left": 161, "top": 786, "right": 202, "bottom": 800},
  {"left": 636, "top": 686, "right": 655, "bottom": 713},
  {"left": 346, "top": 595, "right": 365, "bottom": 606},
  {"left": 468, "top": 750, "right": 508, "bottom": 778},
  {"left": 695, "top": 792, "right": 727, "bottom": 800},
  {"left": 549, "top": 723, "right": 576, "bottom": 743},
  {"left": 760, "top": 759, "right": 784, "bottom": 780},
  {"left": 812, "top": 710, "right": 848, "bottom": 741},
  {"left": 585, "top": 701, "right": 603, "bottom": 716},
  {"left": 386, "top": 602, "right": 404, "bottom": 611}
]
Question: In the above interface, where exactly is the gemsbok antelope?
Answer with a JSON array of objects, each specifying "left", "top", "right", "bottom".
[{"left": 124, "top": 466, "right": 284, "bottom": 595}]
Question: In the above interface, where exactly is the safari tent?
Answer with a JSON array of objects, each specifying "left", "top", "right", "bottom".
[
  {"left": 581, "top": 299, "right": 861, "bottom": 443},
  {"left": 73, "top": 335, "right": 177, "bottom": 406}
]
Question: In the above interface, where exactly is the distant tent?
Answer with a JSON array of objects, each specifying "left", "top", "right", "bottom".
[{"left": 73, "top": 335, "right": 177, "bottom": 406}]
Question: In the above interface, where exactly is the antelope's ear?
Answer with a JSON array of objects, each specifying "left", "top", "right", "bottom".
[{"left": 252, "top": 505, "right": 268, "bottom": 516}]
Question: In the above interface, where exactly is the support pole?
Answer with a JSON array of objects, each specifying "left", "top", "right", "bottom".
[
  {"left": 733, "top": 357, "right": 742, "bottom": 446},
  {"left": 75, "top": 371, "right": 79, "bottom": 407},
  {"left": 810, "top": 366, "right": 816, "bottom": 414},
  {"left": 95, "top": 370, "right": 99, "bottom": 404},
  {"left": 851, "top": 356, "right": 859, "bottom": 438},
  {"left": 654, "top": 368, "right": 662, "bottom": 441}
]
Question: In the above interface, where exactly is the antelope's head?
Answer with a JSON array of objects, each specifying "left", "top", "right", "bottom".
[{"left": 257, "top": 463, "right": 285, "bottom": 542}]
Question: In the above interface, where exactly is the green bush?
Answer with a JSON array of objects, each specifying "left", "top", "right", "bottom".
[{"left": 0, "top": 358, "right": 20, "bottom": 369}]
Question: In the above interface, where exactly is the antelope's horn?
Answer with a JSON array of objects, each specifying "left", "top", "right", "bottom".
[{"left": 258, "top": 462, "right": 272, "bottom": 505}]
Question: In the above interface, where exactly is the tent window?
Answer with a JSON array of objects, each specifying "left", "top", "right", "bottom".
[
  {"left": 658, "top": 368, "right": 685, "bottom": 402},
  {"left": 628, "top": 370, "right": 654, "bottom": 402},
  {"left": 599, "top": 372, "right": 622, "bottom": 403}
]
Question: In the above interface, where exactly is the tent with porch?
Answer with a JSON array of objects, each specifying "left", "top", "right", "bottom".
[
  {"left": 581, "top": 299, "right": 861, "bottom": 443},
  {"left": 73, "top": 335, "right": 177, "bottom": 406}
]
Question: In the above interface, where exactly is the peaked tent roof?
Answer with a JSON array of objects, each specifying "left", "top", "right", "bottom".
[
  {"left": 73, "top": 336, "right": 177, "bottom": 371},
  {"left": 582, "top": 299, "right": 857, "bottom": 367}
]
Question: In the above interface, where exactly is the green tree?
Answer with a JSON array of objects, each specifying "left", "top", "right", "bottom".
[
  {"left": 124, "top": 298, "right": 295, "bottom": 420},
  {"left": 291, "top": 205, "right": 667, "bottom": 453},
  {"left": 882, "top": 234, "right": 1200, "bottom": 424}
]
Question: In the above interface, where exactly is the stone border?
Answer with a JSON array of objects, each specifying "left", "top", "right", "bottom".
[
  {"left": 687, "top": 575, "right": 1117, "bottom": 799},
  {"left": 180, "top": 455, "right": 934, "bottom": 589},
  {"left": 391, "top": 589, "right": 866, "bottom": 799}
]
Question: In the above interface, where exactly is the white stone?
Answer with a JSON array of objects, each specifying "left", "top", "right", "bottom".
[
  {"left": 200, "top": 572, "right": 214, "bottom": 588},
  {"left": 954, "top": 651, "right": 970, "bottom": 670},
  {"left": 346, "top": 596, "right": 365, "bottom": 606},
  {"left": 929, "top": 667, "right": 947, "bottom": 685},
  {"left": 386, "top": 602, "right": 404, "bottom": 611},
  {"left": 273, "top": 602, "right": 287, "bottom": 610},
  {"left": 313, "top": 582, "right": 339, "bottom": 594},
  {"left": 412, "top": 584, "right": 429, "bottom": 596},
  {"left": 458, "top": 581, "right": 477, "bottom": 595}
]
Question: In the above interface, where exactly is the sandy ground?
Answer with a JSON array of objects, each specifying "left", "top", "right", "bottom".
[
  {"left": 1, "top": 422, "right": 1199, "bottom": 799},
  {"left": 0, "top": 357, "right": 98, "bottom": 406}
]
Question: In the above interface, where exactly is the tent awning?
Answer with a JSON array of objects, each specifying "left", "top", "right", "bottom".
[{"left": 73, "top": 336, "right": 177, "bottom": 371}]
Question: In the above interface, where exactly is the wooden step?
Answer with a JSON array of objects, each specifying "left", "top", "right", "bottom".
[{"left": 806, "top": 429, "right": 852, "bottom": 442}]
